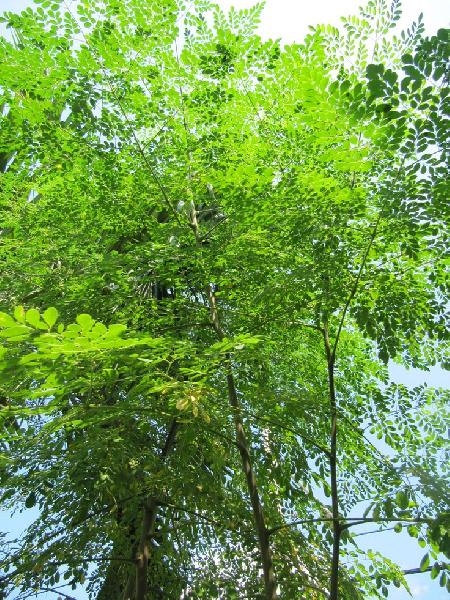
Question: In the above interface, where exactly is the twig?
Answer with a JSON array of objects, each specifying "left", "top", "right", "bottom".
[{"left": 268, "top": 516, "right": 432, "bottom": 536}]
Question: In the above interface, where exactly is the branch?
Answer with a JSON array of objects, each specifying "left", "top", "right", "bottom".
[
  {"left": 268, "top": 516, "right": 432, "bottom": 536},
  {"left": 332, "top": 212, "right": 381, "bottom": 359},
  {"left": 205, "top": 394, "right": 330, "bottom": 457},
  {"left": 340, "top": 516, "right": 432, "bottom": 531},
  {"left": 200, "top": 216, "right": 229, "bottom": 242},
  {"left": 0, "top": 557, "right": 135, "bottom": 585},
  {"left": 288, "top": 321, "right": 324, "bottom": 334},
  {"left": 157, "top": 501, "right": 222, "bottom": 528},
  {"left": 32, "top": 590, "right": 77, "bottom": 600},
  {"left": 240, "top": 406, "right": 330, "bottom": 457},
  {"left": 323, "top": 320, "right": 341, "bottom": 600},
  {"left": 268, "top": 517, "right": 334, "bottom": 535},
  {"left": 402, "top": 563, "right": 446, "bottom": 576},
  {"left": 352, "top": 526, "right": 396, "bottom": 537},
  {"left": 332, "top": 154, "right": 410, "bottom": 359},
  {"left": 369, "top": 562, "right": 446, "bottom": 579}
]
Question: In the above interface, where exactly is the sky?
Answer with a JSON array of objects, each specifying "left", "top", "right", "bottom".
[{"left": 0, "top": 0, "right": 449, "bottom": 599}]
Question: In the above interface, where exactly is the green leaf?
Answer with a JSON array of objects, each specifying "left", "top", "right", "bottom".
[
  {"left": 407, "top": 525, "right": 418, "bottom": 538},
  {"left": 395, "top": 490, "right": 409, "bottom": 510},
  {"left": 91, "top": 322, "right": 107, "bottom": 338},
  {"left": 419, "top": 553, "right": 430, "bottom": 571},
  {"left": 76, "top": 314, "right": 94, "bottom": 331},
  {"left": 0, "top": 325, "right": 31, "bottom": 339},
  {"left": 0, "top": 312, "right": 16, "bottom": 328},
  {"left": 107, "top": 324, "right": 127, "bottom": 337},
  {"left": 384, "top": 498, "right": 394, "bottom": 518},
  {"left": 366, "top": 63, "right": 382, "bottom": 79},
  {"left": 430, "top": 563, "right": 440, "bottom": 579},
  {"left": 26, "top": 308, "right": 41, "bottom": 327},
  {"left": 25, "top": 492, "right": 37, "bottom": 508},
  {"left": 403, "top": 65, "right": 424, "bottom": 82},
  {"left": 14, "top": 306, "right": 25, "bottom": 323},
  {"left": 43, "top": 307, "right": 58, "bottom": 328}
]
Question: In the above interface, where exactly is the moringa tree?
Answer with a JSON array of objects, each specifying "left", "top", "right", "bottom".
[{"left": 0, "top": 0, "right": 448, "bottom": 598}]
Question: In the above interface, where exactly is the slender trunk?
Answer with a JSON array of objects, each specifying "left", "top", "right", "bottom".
[
  {"left": 323, "top": 323, "right": 340, "bottom": 600},
  {"left": 209, "top": 287, "right": 277, "bottom": 599},
  {"left": 135, "top": 499, "right": 157, "bottom": 600},
  {"left": 118, "top": 420, "right": 178, "bottom": 600},
  {"left": 227, "top": 370, "right": 277, "bottom": 599}
]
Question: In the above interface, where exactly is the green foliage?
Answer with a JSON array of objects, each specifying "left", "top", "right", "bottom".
[{"left": 0, "top": 1, "right": 448, "bottom": 599}]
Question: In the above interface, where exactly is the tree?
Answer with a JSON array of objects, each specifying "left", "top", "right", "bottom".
[{"left": 0, "top": 0, "right": 448, "bottom": 598}]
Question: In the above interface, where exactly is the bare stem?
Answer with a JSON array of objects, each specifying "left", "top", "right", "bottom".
[
  {"left": 208, "top": 287, "right": 277, "bottom": 599},
  {"left": 323, "top": 321, "right": 340, "bottom": 600},
  {"left": 134, "top": 419, "right": 178, "bottom": 600}
]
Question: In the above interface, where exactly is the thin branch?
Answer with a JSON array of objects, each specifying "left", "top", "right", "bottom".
[
  {"left": 268, "top": 517, "right": 334, "bottom": 535},
  {"left": 331, "top": 212, "right": 382, "bottom": 359},
  {"left": 33, "top": 590, "right": 77, "bottom": 600},
  {"left": 156, "top": 501, "right": 222, "bottom": 528},
  {"left": 302, "top": 582, "right": 328, "bottom": 596},
  {"left": 368, "top": 562, "right": 446, "bottom": 579},
  {"left": 352, "top": 526, "right": 396, "bottom": 537},
  {"left": 323, "top": 320, "right": 341, "bottom": 600},
  {"left": 340, "top": 517, "right": 432, "bottom": 531},
  {"left": 208, "top": 286, "right": 277, "bottom": 599},
  {"left": 268, "top": 516, "right": 432, "bottom": 535},
  {"left": 243, "top": 405, "right": 330, "bottom": 457},
  {"left": 200, "top": 216, "right": 229, "bottom": 242},
  {"left": 205, "top": 390, "right": 330, "bottom": 456},
  {"left": 402, "top": 563, "right": 445, "bottom": 576}
]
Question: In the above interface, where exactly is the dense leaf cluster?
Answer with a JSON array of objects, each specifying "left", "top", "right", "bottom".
[{"left": 0, "top": 1, "right": 448, "bottom": 598}]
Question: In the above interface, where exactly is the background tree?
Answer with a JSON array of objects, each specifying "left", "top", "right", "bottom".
[{"left": 0, "top": 0, "right": 448, "bottom": 598}]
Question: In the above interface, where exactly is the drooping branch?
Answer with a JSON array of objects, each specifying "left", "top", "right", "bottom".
[
  {"left": 237, "top": 404, "right": 331, "bottom": 457},
  {"left": 156, "top": 501, "right": 222, "bottom": 528},
  {"left": 331, "top": 155, "right": 410, "bottom": 360},
  {"left": 205, "top": 394, "right": 330, "bottom": 456}
]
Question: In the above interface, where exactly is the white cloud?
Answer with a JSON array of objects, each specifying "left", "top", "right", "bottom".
[
  {"left": 216, "top": 0, "right": 450, "bottom": 41},
  {"left": 410, "top": 582, "right": 429, "bottom": 597}
]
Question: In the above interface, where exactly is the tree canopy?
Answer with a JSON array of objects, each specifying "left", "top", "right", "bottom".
[{"left": 0, "top": 0, "right": 448, "bottom": 598}]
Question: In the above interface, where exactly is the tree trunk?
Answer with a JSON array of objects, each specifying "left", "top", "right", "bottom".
[
  {"left": 227, "top": 370, "right": 277, "bottom": 599},
  {"left": 323, "top": 323, "right": 341, "bottom": 600},
  {"left": 134, "top": 420, "right": 178, "bottom": 599},
  {"left": 99, "top": 420, "right": 179, "bottom": 600},
  {"left": 135, "top": 499, "right": 157, "bottom": 600},
  {"left": 208, "top": 287, "right": 277, "bottom": 599}
]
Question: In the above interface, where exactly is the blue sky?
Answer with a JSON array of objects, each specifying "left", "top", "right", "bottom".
[{"left": 0, "top": 0, "right": 449, "bottom": 599}]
